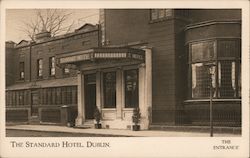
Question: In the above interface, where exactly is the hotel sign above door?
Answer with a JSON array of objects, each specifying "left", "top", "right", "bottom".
[{"left": 59, "top": 52, "right": 144, "bottom": 64}]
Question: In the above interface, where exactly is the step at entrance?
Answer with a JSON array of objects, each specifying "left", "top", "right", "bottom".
[
  {"left": 74, "top": 119, "right": 94, "bottom": 129},
  {"left": 29, "top": 116, "right": 40, "bottom": 125}
]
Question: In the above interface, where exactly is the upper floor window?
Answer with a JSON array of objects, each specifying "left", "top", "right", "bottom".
[
  {"left": 150, "top": 9, "right": 173, "bottom": 21},
  {"left": 49, "top": 57, "right": 56, "bottom": 76},
  {"left": 189, "top": 40, "right": 241, "bottom": 99},
  {"left": 37, "top": 59, "right": 43, "bottom": 78},
  {"left": 63, "top": 67, "right": 70, "bottom": 74},
  {"left": 19, "top": 62, "right": 24, "bottom": 80}
]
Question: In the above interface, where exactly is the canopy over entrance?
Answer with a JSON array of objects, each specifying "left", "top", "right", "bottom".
[{"left": 56, "top": 47, "right": 145, "bottom": 70}]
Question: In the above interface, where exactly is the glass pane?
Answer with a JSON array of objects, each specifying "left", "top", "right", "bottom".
[
  {"left": 159, "top": 9, "right": 165, "bottom": 18},
  {"left": 165, "top": 9, "right": 172, "bottom": 17},
  {"left": 191, "top": 41, "right": 215, "bottom": 62},
  {"left": 64, "top": 68, "right": 70, "bottom": 74},
  {"left": 192, "top": 63, "right": 211, "bottom": 98},
  {"left": 218, "top": 61, "right": 236, "bottom": 97},
  {"left": 103, "top": 72, "right": 116, "bottom": 108},
  {"left": 218, "top": 40, "right": 238, "bottom": 57},
  {"left": 238, "top": 63, "right": 241, "bottom": 97},
  {"left": 151, "top": 9, "right": 158, "bottom": 20},
  {"left": 125, "top": 69, "right": 139, "bottom": 108}
]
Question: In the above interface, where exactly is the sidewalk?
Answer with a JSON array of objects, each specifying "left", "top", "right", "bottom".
[{"left": 6, "top": 124, "right": 241, "bottom": 137}]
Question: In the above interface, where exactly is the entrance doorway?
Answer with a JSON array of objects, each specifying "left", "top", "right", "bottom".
[
  {"left": 31, "top": 90, "right": 39, "bottom": 116},
  {"left": 85, "top": 74, "right": 96, "bottom": 119}
]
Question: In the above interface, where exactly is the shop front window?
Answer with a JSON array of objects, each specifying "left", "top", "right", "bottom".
[
  {"left": 103, "top": 72, "right": 116, "bottom": 108},
  {"left": 125, "top": 69, "right": 139, "bottom": 108}
]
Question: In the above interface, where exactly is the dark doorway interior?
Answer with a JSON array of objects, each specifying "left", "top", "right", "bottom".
[
  {"left": 85, "top": 74, "right": 96, "bottom": 119},
  {"left": 31, "top": 90, "right": 39, "bottom": 116}
]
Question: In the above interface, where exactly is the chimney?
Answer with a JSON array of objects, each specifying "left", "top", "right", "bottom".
[
  {"left": 35, "top": 27, "right": 51, "bottom": 42},
  {"left": 5, "top": 41, "right": 16, "bottom": 48}
]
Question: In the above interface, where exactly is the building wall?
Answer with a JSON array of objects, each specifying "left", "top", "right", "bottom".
[
  {"left": 5, "top": 42, "right": 17, "bottom": 86},
  {"left": 101, "top": 9, "right": 241, "bottom": 126},
  {"left": 13, "top": 29, "right": 99, "bottom": 82},
  {"left": 188, "top": 9, "right": 241, "bottom": 23},
  {"left": 103, "top": 9, "right": 149, "bottom": 45},
  {"left": 6, "top": 25, "right": 99, "bottom": 124}
]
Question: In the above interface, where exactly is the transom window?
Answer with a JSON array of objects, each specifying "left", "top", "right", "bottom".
[
  {"left": 189, "top": 39, "right": 241, "bottom": 99},
  {"left": 103, "top": 72, "right": 116, "bottom": 108},
  {"left": 125, "top": 69, "right": 139, "bottom": 108},
  {"left": 150, "top": 9, "right": 173, "bottom": 21}
]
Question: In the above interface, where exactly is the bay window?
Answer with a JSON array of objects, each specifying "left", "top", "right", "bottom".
[{"left": 189, "top": 39, "right": 241, "bottom": 99}]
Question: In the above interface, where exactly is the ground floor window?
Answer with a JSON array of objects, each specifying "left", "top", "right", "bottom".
[
  {"left": 125, "top": 69, "right": 139, "bottom": 108},
  {"left": 6, "top": 86, "right": 77, "bottom": 107},
  {"left": 190, "top": 39, "right": 241, "bottom": 99},
  {"left": 103, "top": 72, "right": 116, "bottom": 108}
]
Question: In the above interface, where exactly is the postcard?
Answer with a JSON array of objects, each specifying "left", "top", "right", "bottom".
[{"left": 0, "top": 0, "right": 249, "bottom": 157}]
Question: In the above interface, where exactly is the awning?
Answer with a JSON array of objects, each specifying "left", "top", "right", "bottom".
[
  {"left": 6, "top": 77, "right": 77, "bottom": 91},
  {"left": 56, "top": 47, "right": 145, "bottom": 65}
]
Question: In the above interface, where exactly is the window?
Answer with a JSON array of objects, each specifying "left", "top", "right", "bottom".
[
  {"left": 18, "top": 91, "right": 24, "bottom": 105},
  {"left": 218, "top": 61, "right": 236, "bottom": 97},
  {"left": 103, "top": 72, "right": 116, "bottom": 108},
  {"left": 49, "top": 57, "right": 56, "bottom": 76},
  {"left": 19, "top": 62, "right": 25, "bottom": 80},
  {"left": 191, "top": 63, "right": 216, "bottom": 98},
  {"left": 189, "top": 40, "right": 241, "bottom": 99},
  {"left": 150, "top": 9, "right": 173, "bottom": 21},
  {"left": 64, "top": 68, "right": 70, "bottom": 74},
  {"left": 37, "top": 59, "right": 43, "bottom": 78},
  {"left": 125, "top": 69, "right": 139, "bottom": 108}
]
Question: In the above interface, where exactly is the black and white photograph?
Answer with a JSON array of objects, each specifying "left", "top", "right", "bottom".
[{"left": 0, "top": 0, "right": 249, "bottom": 158}]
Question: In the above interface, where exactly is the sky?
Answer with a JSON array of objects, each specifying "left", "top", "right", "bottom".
[{"left": 6, "top": 9, "right": 99, "bottom": 43}]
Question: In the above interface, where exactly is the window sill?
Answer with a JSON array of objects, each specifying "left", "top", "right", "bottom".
[
  {"left": 102, "top": 108, "right": 116, "bottom": 110},
  {"left": 16, "top": 80, "right": 25, "bottom": 83},
  {"left": 184, "top": 98, "right": 241, "bottom": 103},
  {"left": 149, "top": 16, "right": 174, "bottom": 24}
]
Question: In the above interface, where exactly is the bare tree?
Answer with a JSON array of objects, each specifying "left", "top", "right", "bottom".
[{"left": 20, "top": 9, "right": 75, "bottom": 41}]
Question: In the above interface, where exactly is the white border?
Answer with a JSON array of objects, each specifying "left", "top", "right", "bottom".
[{"left": 0, "top": 0, "right": 249, "bottom": 158}]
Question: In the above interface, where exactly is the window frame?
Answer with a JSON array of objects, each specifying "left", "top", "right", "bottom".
[
  {"left": 124, "top": 69, "right": 139, "bottom": 108},
  {"left": 49, "top": 56, "right": 56, "bottom": 76},
  {"left": 188, "top": 39, "right": 241, "bottom": 99},
  {"left": 19, "top": 62, "right": 25, "bottom": 80},
  {"left": 103, "top": 71, "right": 117, "bottom": 108},
  {"left": 150, "top": 9, "right": 173, "bottom": 22},
  {"left": 37, "top": 58, "right": 43, "bottom": 78}
]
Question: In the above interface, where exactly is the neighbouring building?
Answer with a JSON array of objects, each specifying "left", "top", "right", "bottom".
[{"left": 6, "top": 9, "right": 241, "bottom": 130}]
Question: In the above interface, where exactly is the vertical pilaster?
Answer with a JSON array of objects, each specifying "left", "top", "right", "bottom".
[
  {"left": 139, "top": 46, "right": 153, "bottom": 129},
  {"left": 145, "top": 47, "right": 153, "bottom": 126},
  {"left": 138, "top": 63, "right": 146, "bottom": 129},
  {"left": 96, "top": 70, "right": 101, "bottom": 110},
  {"left": 116, "top": 67, "right": 123, "bottom": 119},
  {"left": 75, "top": 71, "right": 85, "bottom": 126}
]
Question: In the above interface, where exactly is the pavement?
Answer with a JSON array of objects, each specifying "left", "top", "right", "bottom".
[{"left": 6, "top": 124, "right": 241, "bottom": 137}]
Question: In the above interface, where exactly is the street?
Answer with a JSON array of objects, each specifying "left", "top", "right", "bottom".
[{"left": 6, "top": 129, "right": 129, "bottom": 137}]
